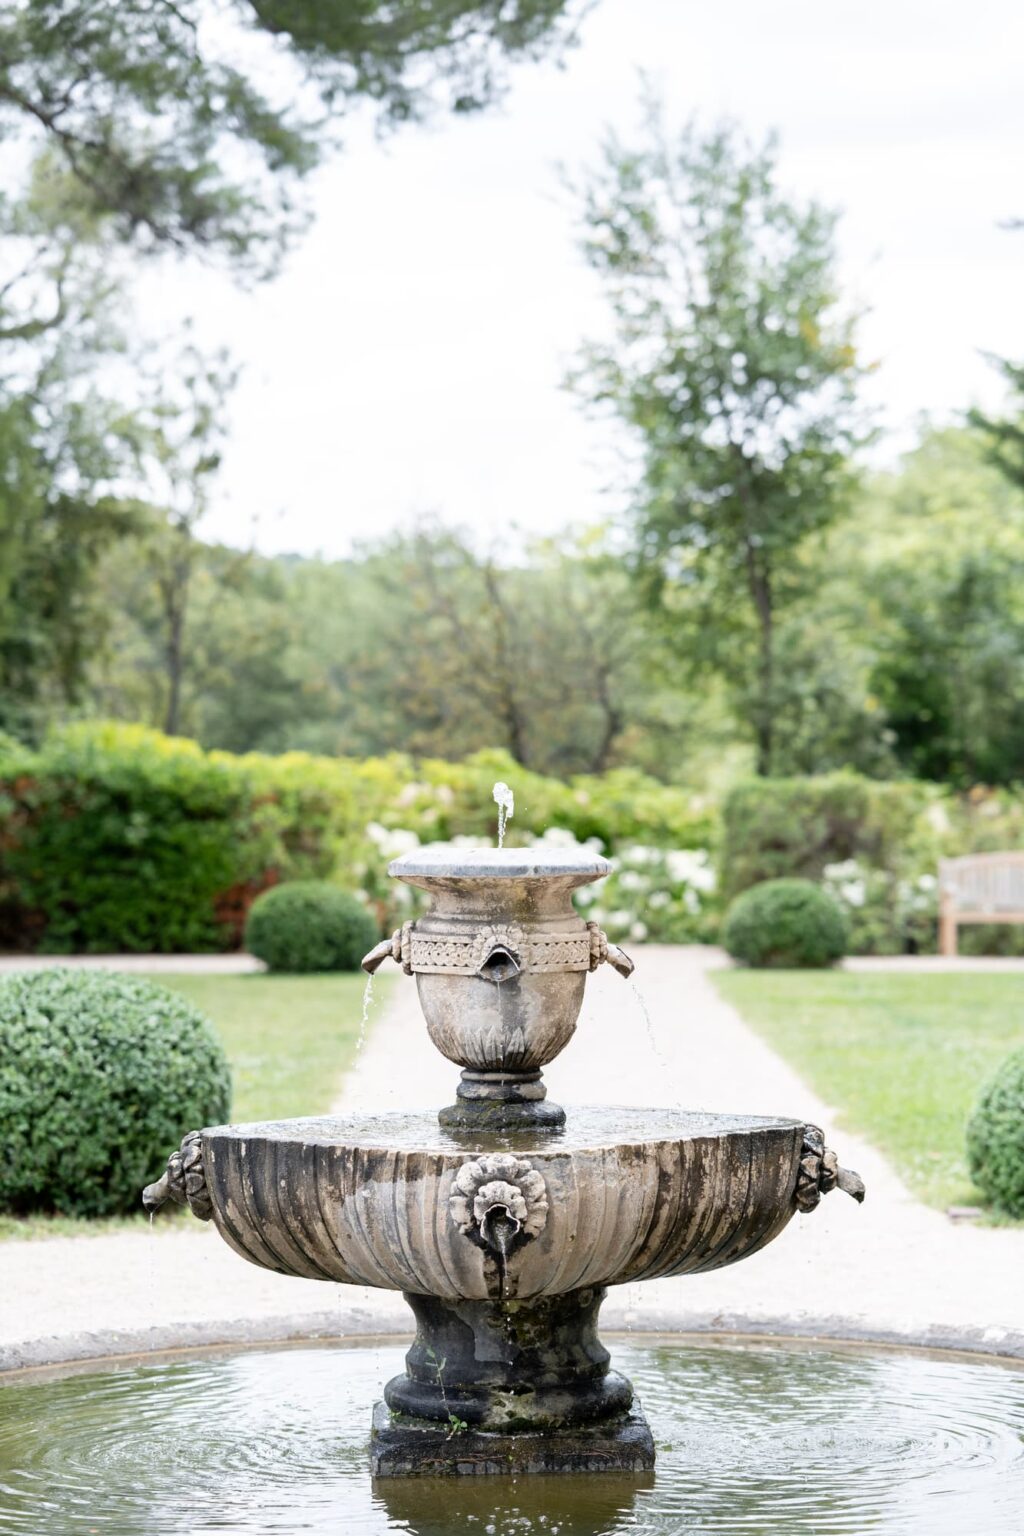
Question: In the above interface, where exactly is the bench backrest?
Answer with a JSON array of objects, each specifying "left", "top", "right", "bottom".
[{"left": 940, "top": 852, "right": 1024, "bottom": 915}]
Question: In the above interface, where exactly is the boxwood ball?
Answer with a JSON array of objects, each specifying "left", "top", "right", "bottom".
[{"left": 0, "top": 968, "right": 230, "bottom": 1217}]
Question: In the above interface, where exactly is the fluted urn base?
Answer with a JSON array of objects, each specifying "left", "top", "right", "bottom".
[
  {"left": 437, "top": 1068, "right": 566, "bottom": 1130},
  {"left": 375, "top": 1287, "right": 653, "bottom": 1477}
]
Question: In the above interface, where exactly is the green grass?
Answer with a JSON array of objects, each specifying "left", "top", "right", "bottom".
[
  {"left": 0, "top": 969, "right": 391, "bottom": 1240},
  {"left": 713, "top": 969, "right": 1024, "bottom": 1214}
]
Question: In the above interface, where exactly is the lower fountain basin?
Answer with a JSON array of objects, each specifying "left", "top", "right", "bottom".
[
  {"left": 3, "top": 1338, "right": 1023, "bottom": 1534},
  {"left": 201, "top": 1107, "right": 806, "bottom": 1300}
]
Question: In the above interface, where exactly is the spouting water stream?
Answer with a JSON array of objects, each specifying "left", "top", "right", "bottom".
[
  {"left": 492, "top": 780, "right": 514, "bottom": 847},
  {"left": 356, "top": 974, "right": 375, "bottom": 1058},
  {"left": 628, "top": 975, "right": 682, "bottom": 1110}
]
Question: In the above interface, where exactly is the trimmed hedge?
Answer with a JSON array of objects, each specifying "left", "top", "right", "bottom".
[
  {"left": 723, "top": 879, "right": 847, "bottom": 968},
  {"left": 719, "top": 772, "right": 929, "bottom": 901},
  {"left": 966, "top": 1048, "right": 1024, "bottom": 1218},
  {"left": 0, "top": 724, "right": 714, "bottom": 954},
  {"left": 245, "top": 882, "right": 378, "bottom": 972},
  {"left": 0, "top": 968, "right": 230, "bottom": 1217},
  {"left": 4, "top": 722, "right": 1024, "bottom": 958}
]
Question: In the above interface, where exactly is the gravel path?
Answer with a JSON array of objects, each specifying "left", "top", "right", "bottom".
[{"left": 3, "top": 947, "right": 1022, "bottom": 1372}]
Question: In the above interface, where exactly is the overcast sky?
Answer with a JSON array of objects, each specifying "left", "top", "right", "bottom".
[{"left": 135, "top": 0, "right": 1024, "bottom": 559}]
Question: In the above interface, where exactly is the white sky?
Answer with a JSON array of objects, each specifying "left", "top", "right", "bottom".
[{"left": 135, "top": 0, "right": 1024, "bottom": 558}]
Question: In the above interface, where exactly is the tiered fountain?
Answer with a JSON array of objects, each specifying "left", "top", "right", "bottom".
[{"left": 144, "top": 841, "right": 864, "bottom": 1477}]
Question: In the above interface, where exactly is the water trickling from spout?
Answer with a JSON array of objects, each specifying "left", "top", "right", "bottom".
[
  {"left": 482, "top": 1205, "right": 518, "bottom": 1301},
  {"left": 356, "top": 974, "right": 375, "bottom": 1058},
  {"left": 492, "top": 781, "right": 514, "bottom": 847},
  {"left": 628, "top": 976, "right": 682, "bottom": 1109}
]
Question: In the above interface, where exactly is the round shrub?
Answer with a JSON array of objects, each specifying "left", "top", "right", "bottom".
[
  {"left": 245, "top": 881, "right": 379, "bottom": 973},
  {"left": 0, "top": 968, "right": 230, "bottom": 1218},
  {"left": 723, "top": 878, "right": 847, "bottom": 968},
  {"left": 966, "top": 1047, "right": 1024, "bottom": 1218}
]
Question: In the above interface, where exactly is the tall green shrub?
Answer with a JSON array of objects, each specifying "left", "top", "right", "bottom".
[
  {"left": 719, "top": 772, "right": 928, "bottom": 900},
  {"left": 0, "top": 723, "right": 346, "bottom": 953}
]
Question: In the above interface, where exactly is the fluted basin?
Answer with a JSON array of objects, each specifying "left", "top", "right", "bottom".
[{"left": 201, "top": 1107, "right": 810, "bottom": 1301}]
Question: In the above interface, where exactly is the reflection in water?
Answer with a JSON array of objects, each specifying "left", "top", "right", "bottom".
[
  {"left": 1, "top": 1338, "right": 1022, "bottom": 1535},
  {"left": 377, "top": 1471, "right": 652, "bottom": 1535}
]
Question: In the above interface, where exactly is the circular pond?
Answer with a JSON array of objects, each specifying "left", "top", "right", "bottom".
[{"left": 1, "top": 1337, "right": 1022, "bottom": 1534}]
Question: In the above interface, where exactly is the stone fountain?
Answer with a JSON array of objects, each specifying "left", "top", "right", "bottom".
[{"left": 144, "top": 844, "right": 864, "bottom": 1478}]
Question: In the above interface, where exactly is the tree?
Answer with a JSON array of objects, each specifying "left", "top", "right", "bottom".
[
  {"left": 324, "top": 526, "right": 658, "bottom": 775},
  {"left": 568, "top": 104, "right": 869, "bottom": 775},
  {"left": 969, "top": 359, "right": 1024, "bottom": 496},
  {"left": 0, "top": 163, "right": 144, "bottom": 732},
  {"left": 856, "top": 428, "right": 1024, "bottom": 786},
  {"left": 118, "top": 350, "right": 237, "bottom": 738},
  {"left": 0, "top": 0, "right": 589, "bottom": 275}
]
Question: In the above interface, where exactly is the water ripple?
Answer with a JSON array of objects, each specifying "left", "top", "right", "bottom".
[{"left": 0, "top": 1339, "right": 1021, "bottom": 1535}]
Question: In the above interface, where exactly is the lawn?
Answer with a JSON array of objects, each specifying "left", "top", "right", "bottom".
[
  {"left": 713, "top": 969, "right": 1024, "bottom": 1214},
  {"left": 0, "top": 969, "right": 392, "bottom": 1240}
]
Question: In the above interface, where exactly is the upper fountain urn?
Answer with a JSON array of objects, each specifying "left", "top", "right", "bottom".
[{"left": 361, "top": 846, "right": 634, "bottom": 1128}]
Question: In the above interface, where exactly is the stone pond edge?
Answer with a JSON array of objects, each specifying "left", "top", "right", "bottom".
[{"left": 3, "top": 1305, "right": 1023, "bottom": 1377}]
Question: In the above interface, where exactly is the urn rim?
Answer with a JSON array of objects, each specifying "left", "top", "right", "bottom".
[{"left": 388, "top": 845, "right": 611, "bottom": 882}]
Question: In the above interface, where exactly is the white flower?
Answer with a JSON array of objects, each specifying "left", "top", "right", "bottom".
[
  {"left": 365, "top": 823, "right": 420, "bottom": 859},
  {"left": 839, "top": 880, "right": 866, "bottom": 908},
  {"left": 823, "top": 859, "right": 860, "bottom": 881},
  {"left": 609, "top": 910, "right": 632, "bottom": 928},
  {"left": 630, "top": 921, "right": 649, "bottom": 942},
  {"left": 916, "top": 874, "right": 937, "bottom": 891},
  {"left": 925, "top": 803, "right": 951, "bottom": 834},
  {"left": 538, "top": 827, "right": 583, "bottom": 849},
  {"left": 617, "top": 870, "right": 647, "bottom": 893},
  {"left": 648, "top": 891, "right": 671, "bottom": 909},
  {"left": 666, "top": 849, "right": 716, "bottom": 891},
  {"left": 396, "top": 781, "right": 428, "bottom": 807}
]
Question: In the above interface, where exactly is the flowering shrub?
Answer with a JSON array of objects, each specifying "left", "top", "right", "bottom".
[
  {"left": 571, "top": 840, "right": 719, "bottom": 945},
  {"left": 821, "top": 860, "right": 938, "bottom": 956}
]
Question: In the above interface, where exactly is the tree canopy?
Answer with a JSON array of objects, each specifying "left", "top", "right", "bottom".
[{"left": 0, "top": 0, "right": 588, "bottom": 274}]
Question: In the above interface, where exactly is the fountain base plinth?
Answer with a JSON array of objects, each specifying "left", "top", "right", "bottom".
[
  {"left": 438, "top": 1068, "right": 566, "bottom": 1130},
  {"left": 381, "top": 1288, "right": 638, "bottom": 1453},
  {"left": 370, "top": 1398, "right": 655, "bottom": 1478}
]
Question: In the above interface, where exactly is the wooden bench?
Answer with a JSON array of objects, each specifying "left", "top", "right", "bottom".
[{"left": 938, "top": 851, "right": 1024, "bottom": 956}]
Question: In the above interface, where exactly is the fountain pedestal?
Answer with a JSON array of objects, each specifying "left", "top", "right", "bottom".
[{"left": 374, "top": 1286, "right": 653, "bottom": 1474}]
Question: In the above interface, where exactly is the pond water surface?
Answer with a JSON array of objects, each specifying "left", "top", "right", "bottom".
[{"left": 1, "top": 1337, "right": 1022, "bottom": 1534}]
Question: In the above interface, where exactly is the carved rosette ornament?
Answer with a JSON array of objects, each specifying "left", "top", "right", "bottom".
[
  {"left": 449, "top": 1154, "right": 549, "bottom": 1251},
  {"left": 795, "top": 1125, "right": 866, "bottom": 1213},
  {"left": 142, "top": 1130, "right": 212, "bottom": 1221}
]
